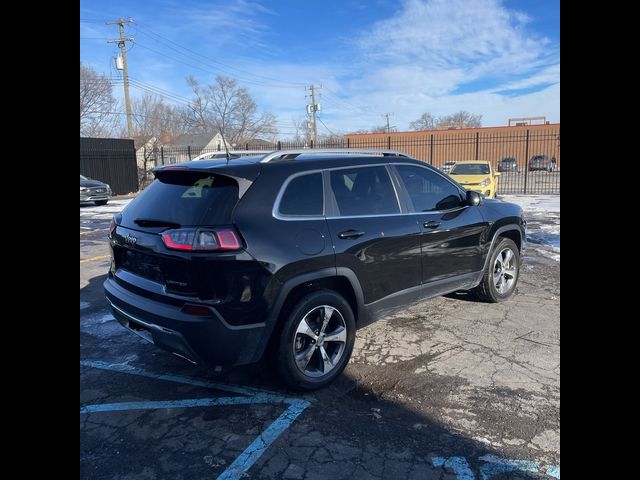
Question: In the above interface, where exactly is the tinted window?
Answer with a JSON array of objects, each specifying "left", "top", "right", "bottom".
[
  {"left": 450, "top": 163, "right": 490, "bottom": 175},
  {"left": 121, "top": 171, "right": 239, "bottom": 227},
  {"left": 396, "top": 165, "right": 464, "bottom": 212},
  {"left": 330, "top": 166, "right": 399, "bottom": 216},
  {"left": 279, "top": 172, "right": 323, "bottom": 216}
]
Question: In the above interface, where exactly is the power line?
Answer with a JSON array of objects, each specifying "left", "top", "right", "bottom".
[
  {"left": 134, "top": 24, "right": 307, "bottom": 89},
  {"left": 317, "top": 116, "right": 338, "bottom": 136}
]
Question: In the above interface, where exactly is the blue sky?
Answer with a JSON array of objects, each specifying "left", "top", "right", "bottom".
[{"left": 80, "top": 0, "right": 560, "bottom": 136}]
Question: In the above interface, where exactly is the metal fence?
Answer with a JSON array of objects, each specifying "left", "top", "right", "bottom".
[
  {"left": 146, "top": 128, "right": 560, "bottom": 195},
  {"left": 80, "top": 137, "right": 139, "bottom": 195}
]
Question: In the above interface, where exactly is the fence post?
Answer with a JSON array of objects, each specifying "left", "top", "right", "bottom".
[
  {"left": 310, "top": 140, "right": 314, "bottom": 149},
  {"left": 523, "top": 130, "right": 530, "bottom": 194},
  {"left": 347, "top": 138, "right": 350, "bottom": 148},
  {"left": 475, "top": 132, "right": 479, "bottom": 160},
  {"left": 160, "top": 146, "right": 164, "bottom": 165},
  {"left": 387, "top": 136, "right": 391, "bottom": 149},
  {"left": 277, "top": 141, "right": 282, "bottom": 150},
  {"left": 245, "top": 142, "right": 249, "bottom": 150},
  {"left": 429, "top": 134, "right": 434, "bottom": 165},
  {"left": 187, "top": 145, "right": 191, "bottom": 160}
]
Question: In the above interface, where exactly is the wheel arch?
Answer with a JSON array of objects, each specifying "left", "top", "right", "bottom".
[
  {"left": 254, "top": 268, "right": 365, "bottom": 363},
  {"left": 481, "top": 224, "right": 524, "bottom": 273}
]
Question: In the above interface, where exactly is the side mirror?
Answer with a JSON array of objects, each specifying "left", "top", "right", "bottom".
[{"left": 467, "top": 190, "right": 483, "bottom": 206}]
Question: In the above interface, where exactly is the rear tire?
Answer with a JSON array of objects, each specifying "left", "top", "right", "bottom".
[
  {"left": 276, "top": 289, "right": 355, "bottom": 391},
  {"left": 95, "top": 200, "right": 108, "bottom": 206},
  {"left": 474, "top": 237, "right": 520, "bottom": 303}
]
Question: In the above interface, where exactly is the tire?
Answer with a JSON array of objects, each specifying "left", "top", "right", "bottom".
[
  {"left": 276, "top": 289, "right": 356, "bottom": 391},
  {"left": 95, "top": 200, "right": 108, "bottom": 206},
  {"left": 473, "top": 237, "right": 520, "bottom": 303}
]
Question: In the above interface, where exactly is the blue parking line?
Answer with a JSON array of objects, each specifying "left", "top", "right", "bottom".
[
  {"left": 80, "top": 360, "right": 310, "bottom": 480},
  {"left": 217, "top": 399, "right": 309, "bottom": 480},
  {"left": 81, "top": 396, "right": 271, "bottom": 413},
  {"left": 80, "top": 359, "right": 283, "bottom": 399}
]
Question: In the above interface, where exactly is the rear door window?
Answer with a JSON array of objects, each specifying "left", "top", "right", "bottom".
[
  {"left": 121, "top": 171, "right": 239, "bottom": 228},
  {"left": 329, "top": 166, "right": 400, "bottom": 216}
]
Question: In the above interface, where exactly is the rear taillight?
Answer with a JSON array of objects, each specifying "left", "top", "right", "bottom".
[
  {"left": 216, "top": 230, "right": 241, "bottom": 250},
  {"left": 161, "top": 228, "right": 241, "bottom": 252}
]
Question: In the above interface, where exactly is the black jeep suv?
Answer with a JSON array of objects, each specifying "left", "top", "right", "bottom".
[{"left": 105, "top": 149, "right": 525, "bottom": 390}]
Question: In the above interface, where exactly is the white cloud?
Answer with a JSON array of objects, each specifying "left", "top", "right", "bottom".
[
  {"left": 294, "top": 0, "right": 560, "bottom": 134},
  {"left": 90, "top": 0, "right": 559, "bottom": 137}
]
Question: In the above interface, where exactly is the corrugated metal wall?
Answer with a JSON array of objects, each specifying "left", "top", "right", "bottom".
[{"left": 80, "top": 137, "right": 139, "bottom": 195}]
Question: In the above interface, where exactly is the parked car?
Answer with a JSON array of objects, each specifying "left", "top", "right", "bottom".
[
  {"left": 192, "top": 152, "right": 241, "bottom": 161},
  {"left": 528, "top": 155, "right": 557, "bottom": 172},
  {"left": 497, "top": 157, "right": 518, "bottom": 172},
  {"left": 104, "top": 149, "right": 525, "bottom": 390},
  {"left": 448, "top": 160, "right": 500, "bottom": 199},
  {"left": 80, "top": 175, "right": 112, "bottom": 205},
  {"left": 440, "top": 160, "right": 456, "bottom": 174}
]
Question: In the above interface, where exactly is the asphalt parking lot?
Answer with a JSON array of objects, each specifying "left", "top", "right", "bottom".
[{"left": 80, "top": 197, "right": 560, "bottom": 480}]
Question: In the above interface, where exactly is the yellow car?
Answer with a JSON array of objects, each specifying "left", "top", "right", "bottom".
[{"left": 448, "top": 160, "right": 500, "bottom": 199}]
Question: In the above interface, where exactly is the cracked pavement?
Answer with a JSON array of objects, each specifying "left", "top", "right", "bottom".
[{"left": 81, "top": 200, "right": 560, "bottom": 479}]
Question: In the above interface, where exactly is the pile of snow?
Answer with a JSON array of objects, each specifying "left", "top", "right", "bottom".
[
  {"left": 499, "top": 195, "right": 560, "bottom": 261},
  {"left": 80, "top": 199, "right": 133, "bottom": 220}
]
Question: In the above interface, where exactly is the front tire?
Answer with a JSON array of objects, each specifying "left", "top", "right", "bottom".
[
  {"left": 95, "top": 200, "right": 108, "bottom": 206},
  {"left": 474, "top": 237, "right": 520, "bottom": 303},
  {"left": 276, "top": 290, "right": 356, "bottom": 391}
]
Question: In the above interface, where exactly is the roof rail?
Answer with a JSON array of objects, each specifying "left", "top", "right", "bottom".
[
  {"left": 192, "top": 150, "right": 272, "bottom": 161},
  {"left": 259, "top": 148, "right": 413, "bottom": 163}
]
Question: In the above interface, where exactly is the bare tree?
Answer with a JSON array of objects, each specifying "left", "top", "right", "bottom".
[
  {"left": 186, "top": 75, "right": 278, "bottom": 149},
  {"left": 291, "top": 116, "right": 312, "bottom": 145},
  {"left": 80, "top": 62, "right": 120, "bottom": 137},
  {"left": 370, "top": 125, "right": 389, "bottom": 133},
  {"left": 437, "top": 111, "right": 482, "bottom": 129},
  {"left": 409, "top": 112, "right": 437, "bottom": 131},
  {"left": 130, "top": 94, "right": 190, "bottom": 185}
]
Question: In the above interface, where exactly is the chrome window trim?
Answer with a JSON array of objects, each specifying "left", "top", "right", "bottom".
[
  {"left": 272, "top": 169, "right": 325, "bottom": 221},
  {"left": 272, "top": 161, "right": 470, "bottom": 221}
]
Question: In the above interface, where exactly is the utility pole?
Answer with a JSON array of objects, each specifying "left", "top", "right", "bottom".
[
  {"left": 305, "top": 85, "right": 321, "bottom": 145},
  {"left": 382, "top": 112, "right": 395, "bottom": 133},
  {"left": 107, "top": 18, "right": 135, "bottom": 138}
]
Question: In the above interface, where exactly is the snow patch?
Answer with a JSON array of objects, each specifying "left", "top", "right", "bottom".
[
  {"left": 500, "top": 195, "right": 560, "bottom": 261},
  {"left": 80, "top": 199, "right": 133, "bottom": 220}
]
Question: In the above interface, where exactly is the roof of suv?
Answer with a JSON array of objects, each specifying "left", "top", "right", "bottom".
[{"left": 155, "top": 151, "right": 428, "bottom": 177}]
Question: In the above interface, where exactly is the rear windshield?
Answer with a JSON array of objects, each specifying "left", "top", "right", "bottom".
[
  {"left": 121, "top": 171, "right": 239, "bottom": 227},
  {"left": 450, "top": 164, "right": 490, "bottom": 175}
]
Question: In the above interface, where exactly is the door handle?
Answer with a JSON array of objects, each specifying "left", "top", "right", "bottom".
[
  {"left": 338, "top": 229, "right": 365, "bottom": 239},
  {"left": 423, "top": 221, "right": 440, "bottom": 229}
]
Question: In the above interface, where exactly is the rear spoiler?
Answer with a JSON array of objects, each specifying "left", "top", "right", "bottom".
[{"left": 153, "top": 165, "right": 256, "bottom": 198}]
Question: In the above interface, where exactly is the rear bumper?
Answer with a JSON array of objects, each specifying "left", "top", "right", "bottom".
[{"left": 103, "top": 276, "right": 267, "bottom": 367}]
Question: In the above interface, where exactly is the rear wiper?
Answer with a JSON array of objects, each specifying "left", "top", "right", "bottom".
[{"left": 133, "top": 218, "right": 181, "bottom": 228}]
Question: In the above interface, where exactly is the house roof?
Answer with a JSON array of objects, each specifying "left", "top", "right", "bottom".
[
  {"left": 132, "top": 136, "right": 155, "bottom": 149},
  {"left": 167, "top": 132, "right": 219, "bottom": 146}
]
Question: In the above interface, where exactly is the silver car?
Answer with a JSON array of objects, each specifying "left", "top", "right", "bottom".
[
  {"left": 80, "top": 175, "right": 112, "bottom": 205},
  {"left": 440, "top": 161, "right": 456, "bottom": 174}
]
